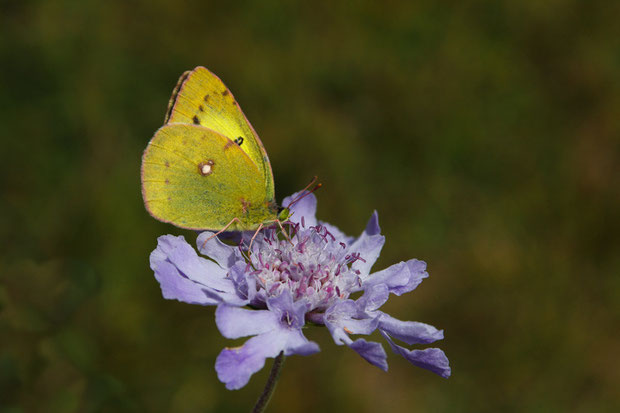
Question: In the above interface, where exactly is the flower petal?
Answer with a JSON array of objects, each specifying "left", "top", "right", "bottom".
[
  {"left": 229, "top": 261, "right": 258, "bottom": 304},
  {"left": 325, "top": 300, "right": 378, "bottom": 345},
  {"left": 282, "top": 329, "right": 320, "bottom": 356},
  {"left": 196, "top": 231, "right": 240, "bottom": 268},
  {"left": 378, "top": 313, "right": 444, "bottom": 345},
  {"left": 356, "top": 284, "right": 389, "bottom": 312},
  {"left": 399, "top": 259, "right": 429, "bottom": 295},
  {"left": 266, "top": 290, "right": 309, "bottom": 329},
  {"left": 215, "top": 331, "right": 286, "bottom": 390},
  {"left": 215, "top": 314, "right": 319, "bottom": 390},
  {"left": 215, "top": 305, "right": 278, "bottom": 339},
  {"left": 382, "top": 332, "right": 451, "bottom": 378},
  {"left": 203, "top": 287, "right": 249, "bottom": 307},
  {"left": 349, "top": 227, "right": 385, "bottom": 277},
  {"left": 364, "top": 211, "right": 381, "bottom": 236},
  {"left": 360, "top": 261, "right": 411, "bottom": 295},
  {"left": 150, "top": 257, "right": 217, "bottom": 305},
  {"left": 349, "top": 338, "right": 388, "bottom": 371},
  {"left": 154, "top": 235, "right": 232, "bottom": 292},
  {"left": 283, "top": 191, "right": 318, "bottom": 227}
]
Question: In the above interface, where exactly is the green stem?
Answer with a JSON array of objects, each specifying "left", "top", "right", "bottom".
[{"left": 251, "top": 352, "right": 285, "bottom": 413}]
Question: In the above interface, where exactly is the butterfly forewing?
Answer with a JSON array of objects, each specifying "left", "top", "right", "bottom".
[{"left": 165, "top": 67, "right": 275, "bottom": 202}]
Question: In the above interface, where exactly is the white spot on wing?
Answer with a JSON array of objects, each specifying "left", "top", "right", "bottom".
[{"left": 198, "top": 160, "right": 215, "bottom": 176}]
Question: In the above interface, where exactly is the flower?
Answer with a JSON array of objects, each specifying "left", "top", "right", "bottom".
[{"left": 150, "top": 191, "right": 451, "bottom": 389}]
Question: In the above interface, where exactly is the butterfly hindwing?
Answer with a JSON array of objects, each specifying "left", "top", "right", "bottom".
[{"left": 141, "top": 124, "right": 277, "bottom": 230}]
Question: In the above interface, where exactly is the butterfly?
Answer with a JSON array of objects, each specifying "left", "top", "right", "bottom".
[{"left": 141, "top": 67, "right": 293, "bottom": 234}]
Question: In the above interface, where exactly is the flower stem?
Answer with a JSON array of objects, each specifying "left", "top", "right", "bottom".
[{"left": 251, "top": 352, "right": 285, "bottom": 413}]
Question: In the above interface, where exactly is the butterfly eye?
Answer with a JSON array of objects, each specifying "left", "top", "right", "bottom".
[{"left": 198, "top": 160, "right": 215, "bottom": 176}]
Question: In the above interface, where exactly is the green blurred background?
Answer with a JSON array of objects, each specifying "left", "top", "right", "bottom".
[{"left": 1, "top": 1, "right": 619, "bottom": 412}]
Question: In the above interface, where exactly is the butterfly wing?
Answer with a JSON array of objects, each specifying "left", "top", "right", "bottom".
[
  {"left": 141, "top": 124, "right": 277, "bottom": 230},
  {"left": 164, "top": 67, "right": 275, "bottom": 203}
]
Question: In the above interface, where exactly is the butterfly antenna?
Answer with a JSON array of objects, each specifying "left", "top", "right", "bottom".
[{"left": 287, "top": 176, "right": 322, "bottom": 209}]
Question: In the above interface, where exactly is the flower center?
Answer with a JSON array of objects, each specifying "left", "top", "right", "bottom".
[{"left": 246, "top": 222, "right": 365, "bottom": 311}]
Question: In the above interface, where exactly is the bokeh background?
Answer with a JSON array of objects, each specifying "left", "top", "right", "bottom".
[{"left": 2, "top": 1, "right": 619, "bottom": 412}]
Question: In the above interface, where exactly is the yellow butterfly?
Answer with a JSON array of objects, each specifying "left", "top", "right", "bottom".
[{"left": 141, "top": 67, "right": 289, "bottom": 232}]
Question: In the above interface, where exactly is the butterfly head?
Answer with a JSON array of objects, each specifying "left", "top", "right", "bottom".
[{"left": 277, "top": 206, "right": 291, "bottom": 221}]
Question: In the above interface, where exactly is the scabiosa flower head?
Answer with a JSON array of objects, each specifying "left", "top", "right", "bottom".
[{"left": 150, "top": 191, "right": 451, "bottom": 389}]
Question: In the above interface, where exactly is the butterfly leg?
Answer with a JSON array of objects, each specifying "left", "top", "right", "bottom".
[
  {"left": 274, "top": 220, "right": 294, "bottom": 244},
  {"left": 248, "top": 222, "right": 265, "bottom": 254},
  {"left": 200, "top": 217, "right": 241, "bottom": 250},
  {"left": 247, "top": 218, "right": 295, "bottom": 253}
]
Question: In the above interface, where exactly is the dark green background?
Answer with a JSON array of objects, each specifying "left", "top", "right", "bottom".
[{"left": 2, "top": 1, "right": 619, "bottom": 412}]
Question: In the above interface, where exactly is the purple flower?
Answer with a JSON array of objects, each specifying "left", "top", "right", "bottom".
[{"left": 150, "top": 191, "right": 451, "bottom": 389}]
